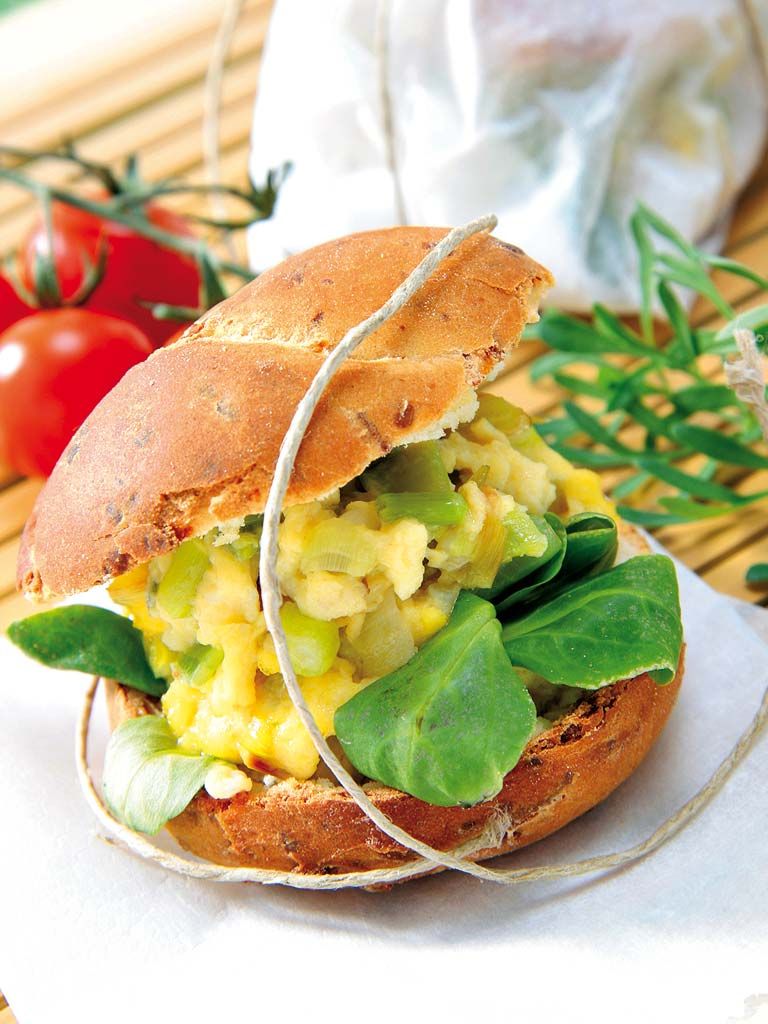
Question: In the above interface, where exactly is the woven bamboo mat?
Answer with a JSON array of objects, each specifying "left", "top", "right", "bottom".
[{"left": 0, "top": 1, "right": 767, "bottom": 1016}]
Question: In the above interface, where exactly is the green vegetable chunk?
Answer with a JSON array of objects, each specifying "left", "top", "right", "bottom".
[
  {"left": 103, "top": 715, "right": 215, "bottom": 834},
  {"left": 362, "top": 440, "right": 453, "bottom": 495},
  {"left": 502, "top": 555, "right": 683, "bottom": 688},
  {"left": 178, "top": 644, "right": 224, "bottom": 687},
  {"left": 7, "top": 605, "right": 166, "bottom": 696},
  {"left": 335, "top": 592, "right": 536, "bottom": 807},
  {"left": 476, "top": 394, "right": 532, "bottom": 441},
  {"left": 155, "top": 539, "right": 210, "bottom": 619},
  {"left": 228, "top": 514, "right": 263, "bottom": 561},
  {"left": 281, "top": 602, "right": 340, "bottom": 677},
  {"left": 376, "top": 491, "right": 468, "bottom": 529}
]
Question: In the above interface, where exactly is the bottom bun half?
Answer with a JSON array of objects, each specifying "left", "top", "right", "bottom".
[{"left": 105, "top": 655, "right": 683, "bottom": 880}]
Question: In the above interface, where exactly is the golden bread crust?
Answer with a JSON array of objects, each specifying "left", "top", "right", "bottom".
[
  {"left": 19, "top": 227, "right": 551, "bottom": 600},
  {"left": 103, "top": 525, "right": 684, "bottom": 880},
  {"left": 105, "top": 656, "right": 683, "bottom": 879}
]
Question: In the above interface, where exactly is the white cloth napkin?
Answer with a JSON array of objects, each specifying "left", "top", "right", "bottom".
[
  {"left": 247, "top": 0, "right": 768, "bottom": 313},
  {"left": 0, "top": 552, "right": 766, "bottom": 1024}
]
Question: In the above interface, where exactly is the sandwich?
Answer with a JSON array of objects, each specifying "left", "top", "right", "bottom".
[{"left": 9, "top": 227, "right": 684, "bottom": 879}]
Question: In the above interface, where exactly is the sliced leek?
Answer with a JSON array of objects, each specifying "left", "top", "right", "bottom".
[
  {"left": 347, "top": 590, "right": 415, "bottom": 677},
  {"left": 300, "top": 519, "right": 378, "bottom": 576},
  {"left": 458, "top": 513, "right": 509, "bottom": 589},
  {"left": 280, "top": 602, "right": 340, "bottom": 677},
  {"left": 502, "top": 510, "right": 548, "bottom": 560},
  {"left": 476, "top": 394, "right": 532, "bottom": 441},
  {"left": 376, "top": 492, "right": 468, "bottom": 529},
  {"left": 178, "top": 643, "right": 224, "bottom": 687},
  {"left": 362, "top": 440, "right": 453, "bottom": 496},
  {"left": 156, "top": 540, "right": 210, "bottom": 619}
]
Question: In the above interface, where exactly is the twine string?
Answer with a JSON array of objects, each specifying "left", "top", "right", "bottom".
[
  {"left": 202, "top": 0, "right": 245, "bottom": 261},
  {"left": 375, "top": 0, "right": 407, "bottom": 226},
  {"left": 258, "top": 216, "right": 508, "bottom": 882},
  {"left": 77, "top": 676, "right": 768, "bottom": 889},
  {"left": 76, "top": 215, "right": 768, "bottom": 889},
  {"left": 726, "top": 328, "right": 768, "bottom": 442}
]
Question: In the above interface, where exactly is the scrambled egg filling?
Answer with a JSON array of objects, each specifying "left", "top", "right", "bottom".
[{"left": 109, "top": 401, "right": 613, "bottom": 781}]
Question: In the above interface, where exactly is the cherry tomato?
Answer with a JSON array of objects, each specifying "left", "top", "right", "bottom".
[
  {"left": 20, "top": 193, "right": 199, "bottom": 347},
  {"left": 162, "top": 325, "right": 189, "bottom": 347},
  {"left": 0, "top": 309, "right": 152, "bottom": 477},
  {"left": 0, "top": 273, "right": 34, "bottom": 333}
]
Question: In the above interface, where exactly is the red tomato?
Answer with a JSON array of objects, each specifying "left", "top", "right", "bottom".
[
  {"left": 0, "top": 273, "right": 34, "bottom": 333},
  {"left": 20, "top": 193, "right": 199, "bottom": 347},
  {"left": 0, "top": 309, "right": 152, "bottom": 477},
  {"left": 162, "top": 325, "right": 189, "bottom": 347}
]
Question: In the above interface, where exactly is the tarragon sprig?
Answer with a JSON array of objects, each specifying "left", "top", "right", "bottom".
[{"left": 528, "top": 205, "right": 768, "bottom": 548}]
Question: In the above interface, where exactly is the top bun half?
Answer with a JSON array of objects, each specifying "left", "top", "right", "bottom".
[{"left": 18, "top": 227, "right": 553, "bottom": 600}]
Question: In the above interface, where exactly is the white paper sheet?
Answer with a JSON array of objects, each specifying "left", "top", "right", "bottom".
[
  {"left": 247, "top": 0, "right": 768, "bottom": 313},
  {"left": 0, "top": 553, "right": 766, "bottom": 1024}
]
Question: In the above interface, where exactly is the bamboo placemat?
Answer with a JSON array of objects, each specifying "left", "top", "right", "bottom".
[{"left": 0, "top": 0, "right": 767, "bottom": 1015}]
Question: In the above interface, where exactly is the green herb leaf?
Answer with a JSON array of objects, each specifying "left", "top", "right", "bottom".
[
  {"left": 540, "top": 312, "right": 649, "bottom": 357},
  {"left": 528, "top": 351, "right": 609, "bottom": 383},
  {"left": 552, "top": 371, "right": 609, "bottom": 400},
  {"left": 656, "top": 254, "right": 733, "bottom": 319},
  {"left": 672, "top": 384, "right": 737, "bottom": 414},
  {"left": 592, "top": 304, "right": 648, "bottom": 350},
  {"left": 746, "top": 563, "right": 768, "bottom": 586},
  {"left": 549, "top": 443, "right": 632, "bottom": 469},
  {"left": 658, "top": 497, "right": 740, "bottom": 519},
  {"left": 658, "top": 280, "right": 696, "bottom": 362},
  {"left": 636, "top": 457, "right": 768, "bottom": 505},
  {"left": 629, "top": 208, "right": 655, "bottom": 344},
  {"left": 669, "top": 424, "right": 768, "bottom": 470},
  {"left": 715, "top": 304, "right": 768, "bottom": 342},
  {"left": 705, "top": 257, "right": 768, "bottom": 293},
  {"left": 103, "top": 716, "right": 215, "bottom": 833},
  {"left": 502, "top": 556, "right": 682, "bottom": 687},
  {"left": 563, "top": 402, "right": 639, "bottom": 457},
  {"left": 6, "top": 606, "right": 166, "bottom": 696},
  {"left": 616, "top": 506, "right": 695, "bottom": 527},
  {"left": 334, "top": 592, "right": 536, "bottom": 807}
]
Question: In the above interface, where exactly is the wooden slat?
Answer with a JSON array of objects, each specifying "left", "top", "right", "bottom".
[
  {"left": 701, "top": 540, "right": 768, "bottom": 601},
  {"left": 0, "top": 65, "right": 264, "bottom": 254},
  {"left": 0, "top": 537, "right": 20, "bottom": 597},
  {"left": 0, "top": 45, "right": 264, "bottom": 226},
  {"left": 0, "top": 480, "right": 41, "bottom": 545},
  {"left": 0, "top": 0, "right": 270, "bottom": 135}
]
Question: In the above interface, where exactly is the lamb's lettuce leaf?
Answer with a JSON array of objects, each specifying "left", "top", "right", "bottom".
[
  {"left": 103, "top": 715, "right": 215, "bottom": 834},
  {"left": 502, "top": 555, "right": 682, "bottom": 687},
  {"left": 335, "top": 592, "right": 536, "bottom": 807},
  {"left": 475, "top": 513, "right": 566, "bottom": 608},
  {"left": 7, "top": 605, "right": 166, "bottom": 696}
]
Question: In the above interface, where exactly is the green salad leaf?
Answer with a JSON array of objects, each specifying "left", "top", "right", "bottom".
[
  {"left": 558, "top": 512, "right": 618, "bottom": 577},
  {"left": 502, "top": 555, "right": 682, "bottom": 688},
  {"left": 103, "top": 715, "right": 215, "bottom": 834},
  {"left": 334, "top": 592, "right": 536, "bottom": 807},
  {"left": 475, "top": 513, "right": 566, "bottom": 608},
  {"left": 476, "top": 511, "right": 617, "bottom": 613},
  {"left": 7, "top": 605, "right": 166, "bottom": 697}
]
